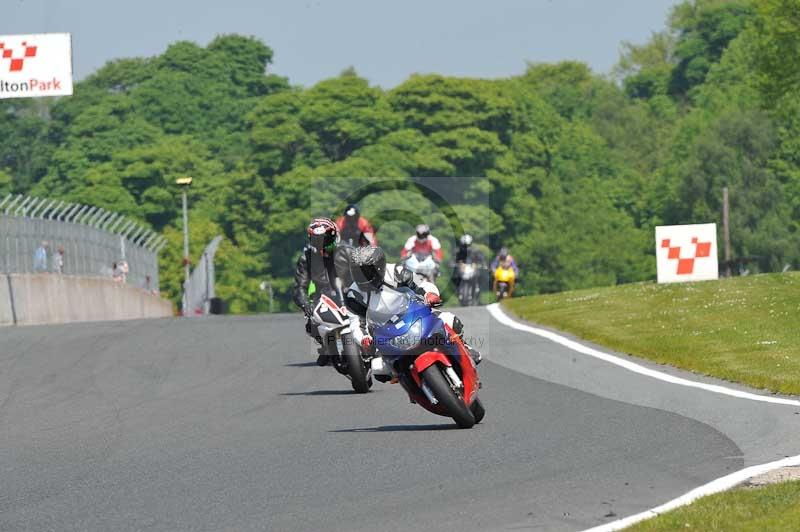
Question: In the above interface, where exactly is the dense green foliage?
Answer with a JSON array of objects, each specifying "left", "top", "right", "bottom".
[{"left": 1, "top": 0, "right": 799, "bottom": 312}]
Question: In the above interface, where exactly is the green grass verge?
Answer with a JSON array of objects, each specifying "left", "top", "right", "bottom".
[
  {"left": 625, "top": 481, "right": 800, "bottom": 531},
  {"left": 503, "top": 272, "right": 800, "bottom": 395}
]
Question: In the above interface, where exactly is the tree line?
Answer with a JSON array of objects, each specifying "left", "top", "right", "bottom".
[{"left": 0, "top": 0, "right": 797, "bottom": 312}]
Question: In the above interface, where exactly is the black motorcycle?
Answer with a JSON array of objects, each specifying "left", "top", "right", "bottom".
[{"left": 455, "top": 261, "right": 481, "bottom": 306}]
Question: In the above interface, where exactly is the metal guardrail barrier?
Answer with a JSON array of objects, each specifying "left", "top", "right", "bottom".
[{"left": 0, "top": 194, "right": 168, "bottom": 291}]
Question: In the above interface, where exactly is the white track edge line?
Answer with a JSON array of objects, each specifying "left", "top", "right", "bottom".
[
  {"left": 579, "top": 453, "right": 800, "bottom": 531},
  {"left": 486, "top": 304, "right": 800, "bottom": 407}
]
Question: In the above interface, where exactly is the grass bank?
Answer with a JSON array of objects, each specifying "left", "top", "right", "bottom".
[
  {"left": 625, "top": 480, "right": 800, "bottom": 531},
  {"left": 503, "top": 272, "right": 800, "bottom": 395}
]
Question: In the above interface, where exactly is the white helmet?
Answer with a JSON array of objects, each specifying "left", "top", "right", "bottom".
[{"left": 459, "top": 234, "right": 473, "bottom": 246}]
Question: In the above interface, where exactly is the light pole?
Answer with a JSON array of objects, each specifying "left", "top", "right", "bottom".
[{"left": 176, "top": 176, "right": 193, "bottom": 316}]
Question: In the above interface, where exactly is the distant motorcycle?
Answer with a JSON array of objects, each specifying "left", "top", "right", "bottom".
[
  {"left": 493, "top": 265, "right": 516, "bottom": 302},
  {"left": 369, "top": 287, "right": 485, "bottom": 428},
  {"left": 312, "top": 294, "right": 374, "bottom": 393},
  {"left": 455, "top": 261, "right": 481, "bottom": 306},
  {"left": 403, "top": 252, "right": 440, "bottom": 284}
]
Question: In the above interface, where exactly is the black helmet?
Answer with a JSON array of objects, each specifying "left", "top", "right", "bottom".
[
  {"left": 352, "top": 245, "right": 386, "bottom": 290},
  {"left": 416, "top": 224, "right": 430, "bottom": 240},
  {"left": 307, "top": 218, "right": 339, "bottom": 255},
  {"left": 344, "top": 204, "right": 359, "bottom": 219}
]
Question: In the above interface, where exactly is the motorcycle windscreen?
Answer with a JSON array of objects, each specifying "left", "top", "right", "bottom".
[{"left": 366, "top": 286, "right": 411, "bottom": 327}]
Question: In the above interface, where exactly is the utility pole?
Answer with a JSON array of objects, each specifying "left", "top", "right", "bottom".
[
  {"left": 723, "top": 186, "right": 731, "bottom": 277},
  {"left": 176, "top": 176, "right": 193, "bottom": 315}
]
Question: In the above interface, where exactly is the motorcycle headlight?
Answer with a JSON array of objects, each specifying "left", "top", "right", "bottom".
[{"left": 388, "top": 319, "right": 423, "bottom": 351}]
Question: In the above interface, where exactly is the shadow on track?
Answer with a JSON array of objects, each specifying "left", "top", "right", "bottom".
[
  {"left": 281, "top": 389, "right": 364, "bottom": 396},
  {"left": 283, "top": 362, "right": 319, "bottom": 367},
  {"left": 330, "top": 424, "right": 458, "bottom": 432}
]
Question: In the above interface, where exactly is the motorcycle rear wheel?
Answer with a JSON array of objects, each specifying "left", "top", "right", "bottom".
[
  {"left": 342, "top": 334, "right": 371, "bottom": 394},
  {"left": 422, "top": 365, "right": 475, "bottom": 429}
]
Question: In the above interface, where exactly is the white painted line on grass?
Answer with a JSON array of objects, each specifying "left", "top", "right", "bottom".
[
  {"left": 486, "top": 304, "right": 800, "bottom": 407},
  {"left": 579, "top": 453, "right": 800, "bottom": 531}
]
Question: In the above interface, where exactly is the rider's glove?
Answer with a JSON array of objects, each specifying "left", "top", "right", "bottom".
[
  {"left": 302, "top": 304, "right": 314, "bottom": 318},
  {"left": 424, "top": 292, "right": 442, "bottom": 307},
  {"left": 361, "top": 335, "right": 376, "bottom": 354}
]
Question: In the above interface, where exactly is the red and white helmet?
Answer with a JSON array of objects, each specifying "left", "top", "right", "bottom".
[{"left": 307, "top": 218, "right": 339, "bottom": 255}]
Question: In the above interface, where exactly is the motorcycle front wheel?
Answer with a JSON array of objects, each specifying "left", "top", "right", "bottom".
[
  {"left": 342, "top": 333, "right": 371, "bottom": 394},
  {"left": 496, "top": 283, "right": 508, "bottom": 302},
  {"left": 421, "top": 365, "right": 475, "bottom": 429},
  {"left": 470, "top": 397, "right": 486, "bottom": 424},
  {"left": 457, "top": 282, "right": 471, "bottom": 306}
]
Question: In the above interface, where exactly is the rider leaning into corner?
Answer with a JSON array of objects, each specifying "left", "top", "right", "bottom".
[
  {"left": 400, "top": 224, "right": 443, "bottom": 262},
  {"left": 293, "top": 217, "right": 345, "bottom": 366},
  {"left": 334, "top": 245, "right": 482, "bottom": 378},
  {"left": 335, "top": 203, "right": 377, "bottom": 248}
]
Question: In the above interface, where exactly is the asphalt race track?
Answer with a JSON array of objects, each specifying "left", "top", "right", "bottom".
[{"left": 1, "top": 310, "right": 798, "bottom": 531}]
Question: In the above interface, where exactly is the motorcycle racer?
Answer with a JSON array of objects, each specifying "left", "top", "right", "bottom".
[
  {"left": 452, "top": 234, "right": 485, "bottom": 281},
  {"left": 293, "top": 217, "right": 344, "bottom": 366},
  {"left": 454, "top": 234, "right": 484, "bottom": 265},
  {"left": 490, "top": 246, "right": 519, "bottom": 276},
  {"left": 400, "top": 224, "right": 443, "bottom": 262},
  {"left": 452, "top": 234, "right": 485, "bottom": 305},
  {"left": 335, "top": 246, "right": 481, "bottom": 369},
  {"left": 335, "top": 203, "right": 377, "bottom": 247}
]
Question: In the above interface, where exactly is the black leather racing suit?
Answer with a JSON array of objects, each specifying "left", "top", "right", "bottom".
[
  {"left": 452, "top": 245, "right": 485, "bottom": 287},
  {"left": 293, "top": 244, "right": 342, "bottom": 342}
]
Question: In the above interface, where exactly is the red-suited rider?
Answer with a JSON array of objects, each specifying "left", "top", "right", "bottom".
[
  {"left": 336, "top": 204, "right": 377, "bottom": 247},
  {"left": 400, "top": 224, "right": 443, "bottom": 262}
]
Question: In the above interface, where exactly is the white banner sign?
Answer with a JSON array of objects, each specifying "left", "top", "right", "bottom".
[
  {"left": 655, "top": 223, "right": 719, "bottom": 283},
  {"left": 0, "top": 33, "right": 73, "bottom": 99}
]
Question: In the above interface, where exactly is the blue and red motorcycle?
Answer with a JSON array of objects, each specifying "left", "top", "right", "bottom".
[{"left": 369, "top": 287, "right": 485, "bottom": 428}]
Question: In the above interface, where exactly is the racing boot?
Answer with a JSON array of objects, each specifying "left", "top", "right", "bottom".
[
  {"left": 464, "top": 343, "right": 482, "bottom": 366},
  {"left": 316, "top": 346, "right": 330, "bottom": 366},
  {"left": 449, "top": 314, "right": 482, "bottom": 366},
  {"left": 307, "top": 319, "right": 329, "bottom": 366}
]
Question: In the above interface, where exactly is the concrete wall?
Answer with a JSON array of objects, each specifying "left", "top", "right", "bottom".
[
  {"left": 0, "top": 275, "right": 14, "bottom": 325},
  {"left": 0, "top": 274, "right": 173, "bottom": 326}
]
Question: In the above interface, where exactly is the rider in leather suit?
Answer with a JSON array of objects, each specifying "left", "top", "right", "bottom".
[
  {"left": 334, "top": 246, "right": 481, "bottom": 370},
  {"left": 292, "top": 218, "right": 343, "bottom": 366}
]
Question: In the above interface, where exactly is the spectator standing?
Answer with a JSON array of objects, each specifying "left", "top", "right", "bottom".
[
  {"left": 33, "top": 241, "right": 48, "bottom": 272},
  {"left": 54, "top": 247, "right": 65, "bottom": 274},
  {"left": 112, "top": 261, "right": 129, "bottom": 283},
  {"left": 117, "top": 260, "right": 129, "bottom": 283}
]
